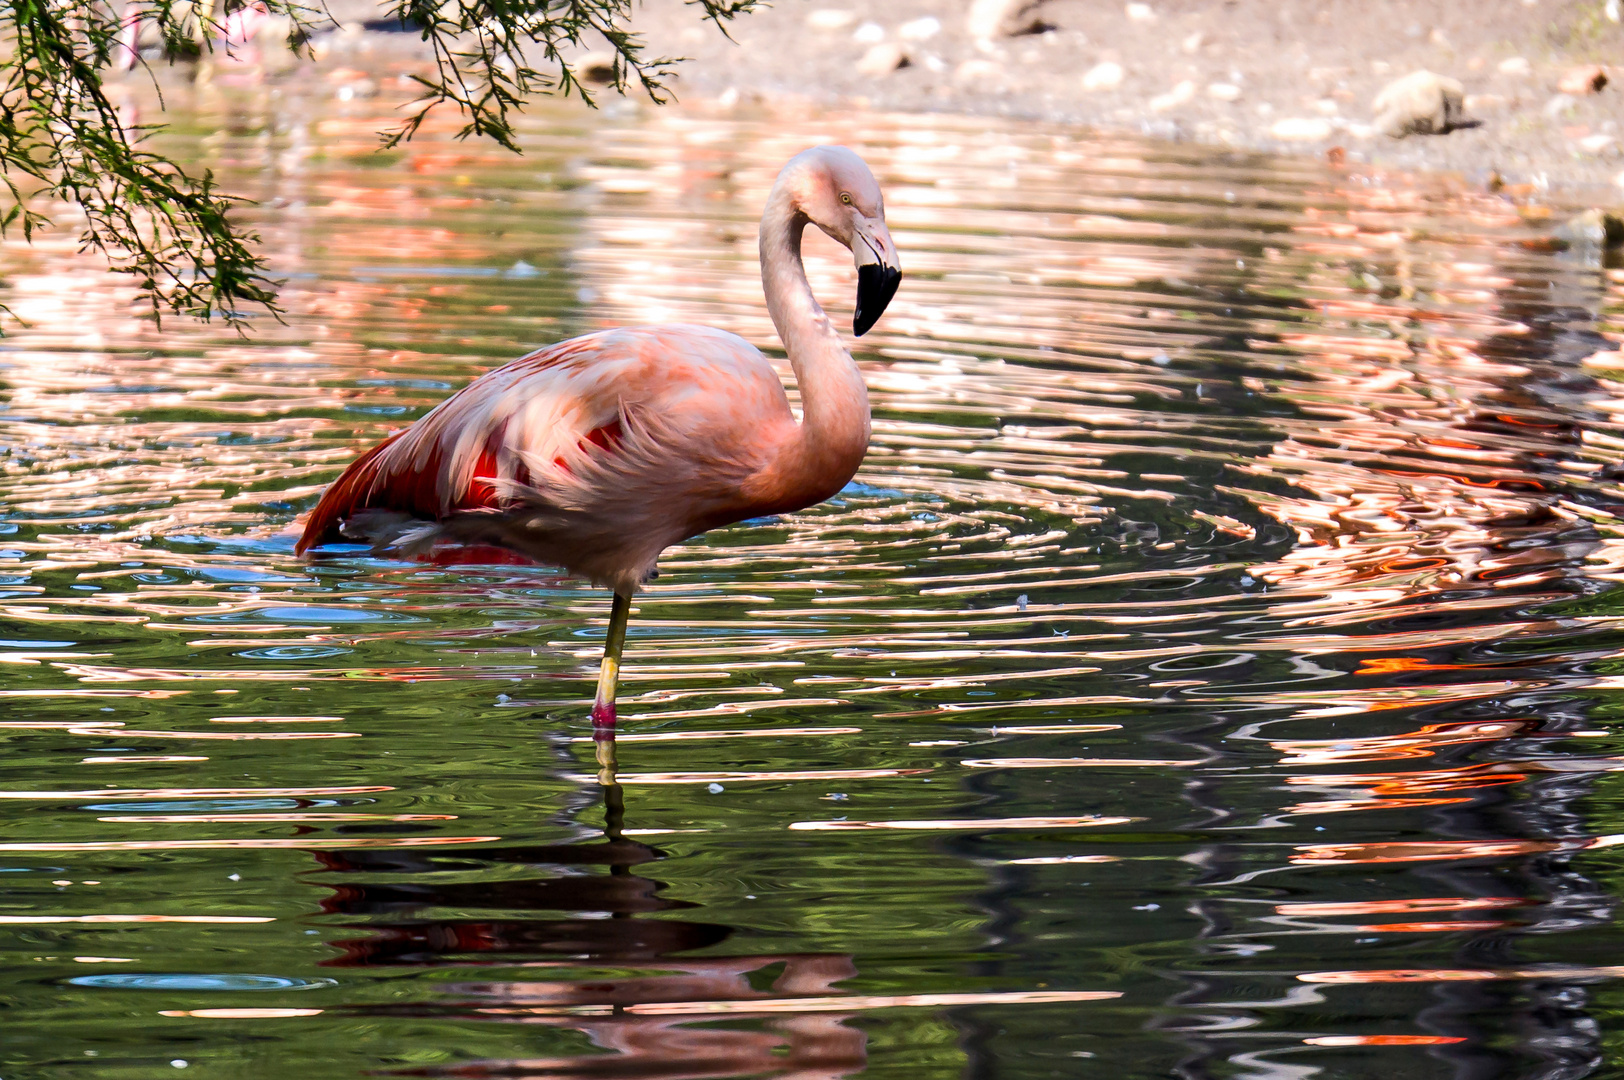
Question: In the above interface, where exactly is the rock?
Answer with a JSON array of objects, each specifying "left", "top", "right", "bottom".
[
  {"left": 1181, "top": 30, "right": 1207, "bottom": 54},
  {"left": 1545, "top": 93, "right": 1578, "bottom": 118},
  {"left": 1556, "top": 208, "right": 1624, "bottom": 247},
  {"left": 852, "top": 21, "right": 885, "bottom": 44},
  {"left": 1580, "top": 133, "right": 1616, "bottom": 153},
  {"left": 955, "top": 58, "right": 1005, "bottom": 84},
  {"left": 1372, "top": 70, "right": 1467, "bottom": 138},
  {"left": 1207, "top": 82, "right": 1241, "bottom": 101},
  {"left": 856, "top": 42, "right": 909, "bottom": 76},
  {"left": 1499, "top": 56, "right": 1531, "bottom": 76},
  {"left": 1082, "top": 61, "right": 1124, "bottom": 91},
  {"left": 1149, "top": 80, "right": 1195, "bottom": 111},
  {"left": 1126, "top": 2, "right": 1156, "bottom": 22},
  {"left": 967, "top": 0, "right": 1053, "bottom": 40},
  {"left": 1559, "top": 64, "right": 1608, "bottom": 95},
  {"left": 577, "top": 52, "right": 618, "bottom": 86},
  {"left": 1271, "top": 117, "right": 1333, "bottom": 141},
  {"left": 805, "top": 8, "right": 856, "bottom": 31},
  {"left": 899, "top": 16, "right": 941, "bottom": 41}
]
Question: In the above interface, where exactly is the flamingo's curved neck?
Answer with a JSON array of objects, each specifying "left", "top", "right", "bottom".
[{"left": 758, "top": 184, "right": 871, "bottom": 492}]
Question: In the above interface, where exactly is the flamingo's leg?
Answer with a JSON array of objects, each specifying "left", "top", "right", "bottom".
[{"left": 590, "top": 591, "right": 631, "bottom": 730}]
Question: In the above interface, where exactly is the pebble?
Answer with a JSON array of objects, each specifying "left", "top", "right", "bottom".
[
  {"left": 1207, "top": 82, "right": 1241, "bottom": 101},
  {"left": 967, "top": 0, "right": 1052, "bottom": 41},
  {"left": 1372, "top": 69, "right": 1466, "bottom": 138},
  {"left": 899, "top": 16, "right": 941, "bottom": 41},
  {"left": 1545, "top": 93, "right": 1578, "bottom": 118},
  {"left": 1559, "top": 64, "right": 1608, "bottom": 95},
  {"left": 955, "top": 58, "right": 1005, "bottom": 84},
  {"left": 1082, "top": 60, "right": 1124, "bottom": 91},
  {"left": 852, "top": 21, "right": 885, "bottom": 44},
  {"left": 1556, "top": 208, "right": 1624, "bottom": 247},
  {"left": 1580, "top": 133, "right": 1616, "bottom": 153},
  {"left": 576, "top": 53, "right": 617, "bottom": 86},
  {"left": 1181, "top": 30, "right": 1207, "bottom": 54},
  {"left": 856, "top": 42, "right": 909, "bottom": 76},
  {"left": 1125, "top": 2, "right": 1156, "bottom": 22},
  {"left": 1149, "top": 80, "right": 1195, "bottom": 111},
  {"left": 333, "top": 78, "right": 377, "bottom": 101},
  {"left": 1499, "top": 56, "right": 1532, "bottom": 76},
  {"left": 805, "top": 8, "right": 856, "bottom": 31},
  {"left": 1271, "top": 117, "right": 1333, "bottom": 141}
]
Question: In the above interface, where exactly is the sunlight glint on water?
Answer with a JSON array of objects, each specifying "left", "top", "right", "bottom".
[{"left": 4, "top": 76, "right": 1624, "bottom": 1078}]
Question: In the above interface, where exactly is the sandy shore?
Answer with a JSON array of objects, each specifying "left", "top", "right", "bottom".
[{"left": 619, "top": 0, "right": 1624, "bottom": 195}]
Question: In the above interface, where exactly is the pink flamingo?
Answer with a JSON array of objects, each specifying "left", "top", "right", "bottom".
[{"left": 297, "top": 146, "right": 901, "bottom": 730}]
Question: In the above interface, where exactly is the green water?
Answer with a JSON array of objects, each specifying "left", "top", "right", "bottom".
[{"left": 5, "top": 66, "right": 1624, "bottom": 1078}]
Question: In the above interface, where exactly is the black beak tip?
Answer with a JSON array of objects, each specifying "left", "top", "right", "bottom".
[{"left": 854, "top": 264, "right": 902, "bottom": 337}]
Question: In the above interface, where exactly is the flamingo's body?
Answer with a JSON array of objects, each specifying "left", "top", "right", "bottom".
[
  {"left": 296, "top": 324, "right": 860, "bottom": 595},
  {"left": 298, "top": 145, "right": 901, "bottom": 725}
]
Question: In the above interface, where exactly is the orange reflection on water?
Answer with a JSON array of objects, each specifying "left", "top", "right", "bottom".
[
  {"left": 1273, "top": 720, "right": 1530, "bottom": 765},
  {"left": 1304, "top": 1035, "right": 1467, "bottom": 1046},
  {"left": 1276, "top": 897, "right": 1522, "bottom": 917},
  {"left": 1301, "top": 966, "right": 1624, "bottom": 984},
  {"left": 1292, "top": 839, "right": 1568, "bottom": 865},
  {"left": 1354, "top": 920, "right": 1509, "bottom": 933},
  {"left": 1356, "top": 656, "right": 1494, "bottom": 675},
  {"left": 1286, "top": 797, "right": 1474, "bottom": 815},
  {"left": 1286, "top": 763, "right": 1525, "bottom": 796}
]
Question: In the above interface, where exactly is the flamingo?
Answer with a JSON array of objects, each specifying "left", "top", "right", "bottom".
[{"left": 297, "top": 145, "right": 901, "bottom": 732}]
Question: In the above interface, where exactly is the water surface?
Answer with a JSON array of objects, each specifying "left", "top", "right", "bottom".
[{"left": 5, "top": 71, "right": 1624, "bottom": 1079}]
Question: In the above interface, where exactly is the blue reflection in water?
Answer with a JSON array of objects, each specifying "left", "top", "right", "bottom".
[
  {"left": 188, "top": 605, "right": 423, "bottom": 624},
  {"left": 68, "top": 974, "right": 336, "bottom": 991}
]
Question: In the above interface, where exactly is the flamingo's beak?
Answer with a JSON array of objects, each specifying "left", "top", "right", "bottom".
[{"left": 853, "top": 220, "right": 900, "bottom": 337}]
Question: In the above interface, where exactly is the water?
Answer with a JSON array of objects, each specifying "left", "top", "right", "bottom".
[{"left": 4, "top": 67, "right": 1624, "bottom": 1078}]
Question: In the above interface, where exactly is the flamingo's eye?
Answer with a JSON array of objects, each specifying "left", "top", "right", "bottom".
[{"left": 840, "top": 192, "right": 853, "bottom": 205}]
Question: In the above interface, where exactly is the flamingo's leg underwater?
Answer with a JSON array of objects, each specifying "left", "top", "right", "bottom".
[{"left": 591, "top": 591, "right": 632, "bottom": 732}]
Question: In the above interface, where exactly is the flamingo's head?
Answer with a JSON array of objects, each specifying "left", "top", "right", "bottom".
[{"left": 783, "top": 145, "right": 901, "bottom": 336}]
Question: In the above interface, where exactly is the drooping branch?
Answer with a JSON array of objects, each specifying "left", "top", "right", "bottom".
[{"left": 0, "top": 0, "right": 760, "bottom": 330}]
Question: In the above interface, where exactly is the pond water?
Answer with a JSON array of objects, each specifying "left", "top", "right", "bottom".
[{"left": 5, "top": 66, "right": 1624, "bottom": 1079}]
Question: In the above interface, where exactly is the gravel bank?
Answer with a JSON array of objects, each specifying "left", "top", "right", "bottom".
[{"left": 626, "top": 0, "right": 1624, "bottom": 194}]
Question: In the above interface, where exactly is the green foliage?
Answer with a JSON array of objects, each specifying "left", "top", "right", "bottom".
[
  {"left": 0, "top": 0, "right": 759, "bottom": 329},
  {"left": 387, "top": 0, "right": 761, "bottom": 152}
]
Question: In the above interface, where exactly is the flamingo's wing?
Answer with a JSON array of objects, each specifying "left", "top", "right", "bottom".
[{"left": 296, "top": 326, "right": 787, "bottom": 555}]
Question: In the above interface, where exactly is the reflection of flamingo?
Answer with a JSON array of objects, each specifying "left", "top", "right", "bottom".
[{"left": 296, "top": 146, "right": 901, "bottom": 727}]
